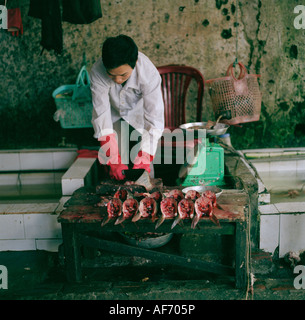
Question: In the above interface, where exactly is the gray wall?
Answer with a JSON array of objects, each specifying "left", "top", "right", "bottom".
[{"left": 1, "top": 0, "right": 304, "bottom": 149}]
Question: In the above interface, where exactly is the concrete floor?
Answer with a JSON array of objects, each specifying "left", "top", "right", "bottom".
[{"left": 0, "top": 248, "right": 305, "bottom": 301}]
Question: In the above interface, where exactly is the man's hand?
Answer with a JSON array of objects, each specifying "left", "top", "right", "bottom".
[
  {"left": 133, "top": 150, "right": 154, "bottom": 173},
  {"left": 108, "top": 163, "right": 128, "bottom": 180},
  {"left": 99, "top": 133, "right": 128, "bottom": 180}
]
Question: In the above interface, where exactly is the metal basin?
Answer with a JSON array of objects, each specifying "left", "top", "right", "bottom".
[
  {"left": 179, "top": 122, "right": 229, "bottom": 136},
  {"left": 119, "top": 232, "right": 173, "bottom": 249}
]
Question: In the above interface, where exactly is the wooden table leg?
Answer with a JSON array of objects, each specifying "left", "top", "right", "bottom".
[
  {"left": 235, "top": 221, "right": 248, "bottom": 289},
  {"left": 61, "top": 224, "right": 82, "bottom": 283}
]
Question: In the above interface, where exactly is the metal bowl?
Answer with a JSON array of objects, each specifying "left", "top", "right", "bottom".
[
  {"left": 182, "top": 185, "right": 223, "bottom": 198},
  {"left": 179, "top": 122, "right": 229, "bottom": 136},
  {"left": 119, "top": 232, "right": 173, "bottom": 249}
]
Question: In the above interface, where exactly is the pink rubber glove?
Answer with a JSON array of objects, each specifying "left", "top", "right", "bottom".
[
  {"left": 133, "top": 150, "right": 154, "bottom": 173},
  {"left": 99, "top": 133, "right": 128, "bottom": 180}
]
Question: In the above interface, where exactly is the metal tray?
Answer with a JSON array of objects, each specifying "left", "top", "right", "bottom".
[
  {"left": 179, "top": 122, "right": 229, "bottom": 136},
  {"left": 182, "top": 185, "right": 223, "bottom": 198},
  {"left": 119, "top": 232, "right": 173, "bottom": 249}
]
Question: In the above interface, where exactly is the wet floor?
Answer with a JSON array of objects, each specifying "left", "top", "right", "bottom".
[{"left": 0, "top": 248, "right": 305, "bottom": 301}]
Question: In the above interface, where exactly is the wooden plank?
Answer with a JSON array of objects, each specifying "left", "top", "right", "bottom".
[
  {"left": 61, "top": 224, "right": 82, "bottom": 282},
  {"left": 235, "top": 221, "right": 249, "bottom": 289},
  {"left": 59, "top": 207, "right": 243, "bottom": 224},
  {"left": 73, "top": 219, "right": 235, "bottom": 235},
  {"left": 79, "top": 234, "right": 235, "bottom": 276},
  {"left": 58, "top": 189, "right": 245, "bottom": 224}
]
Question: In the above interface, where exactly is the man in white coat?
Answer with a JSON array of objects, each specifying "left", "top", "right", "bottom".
[{"left": 90, "top": 35, "right": 164, "bottom": 180}]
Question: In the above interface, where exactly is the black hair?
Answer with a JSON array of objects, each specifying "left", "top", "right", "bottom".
[{"left": 102, "top": 35, "right": 138, "bottom": 70}]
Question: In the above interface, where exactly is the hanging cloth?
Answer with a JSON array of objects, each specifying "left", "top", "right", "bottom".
[
  {"left": 62, "top": 0, "right": 102, "bottom": 24},
  {"left": 28, "top": 0, "right": 63, "bottom": 55},
  {"left": 7, "top": 8, "right": 23, "bottom": 36}
]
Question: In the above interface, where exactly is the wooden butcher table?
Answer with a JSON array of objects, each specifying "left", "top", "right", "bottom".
[{"left": 58, "top": 185, "right": 249, "bottom": 289}]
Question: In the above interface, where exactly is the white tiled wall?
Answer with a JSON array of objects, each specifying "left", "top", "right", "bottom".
[
  {"left": 0, "top": 153, "right": 20, "bottom": 171},
  {"left": 61, "top": 157, "right": 98, "bottom": 195},
  {"left": 20, "top": 152, "right": 54, "bottom": 171},
  {"left": 279, "top": 213, "right": 305, "bottom": 257},
  {"left": 0, "top": 202, "right": 64, "bottom": 252},
  {"left": 259, "top": 214, "right": 280, "bottom": 254},
  {"left": 0, "top": 148, "right": 98, "bottom": 252},
  {"left": 259, "top": 203, "right": 305, "bottom": 257},
  {"left": 246, "top": 149, "right": 305, "bottom": 257},
  {"left": 0, "top": 148, "right": 78, "bottom": 172},
  {"left": 0, "top": 214, "right": 25, "bottom": 239},
  {"left": 258, "top": 191, "right": 305, "bottom": 258},
  {"left": 0, "top": 149, "right": 79, "bottom": 252},
  {"left": 24, "top": 213, "right": 62, "bottom": 239}
]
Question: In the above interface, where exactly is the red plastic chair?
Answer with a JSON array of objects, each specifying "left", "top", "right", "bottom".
[
  {"left": 157, "top": 65, "right": 205, "bottom": 129},
  {"left": 154, "top": 66, "right": 205, "bottom": 181}
]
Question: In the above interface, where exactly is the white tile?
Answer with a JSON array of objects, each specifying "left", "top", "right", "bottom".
[
  {"left": 259, "top": 204, "right": 279, "bottom": 215},
  {"left": 0, "top": 153, "right": 20, "bottom": 171},
  {"left": 19, "top": 172, "right": 55, "bottom": 185},
  {"left": 260, "top": 214, "right": 279, "bottom": 254},
  {"left": 24, "top": 213, "right": 62, "bottom": 239},
  {"left": 20, "top": 152, "right": 53, "bottom": 171},
  {"left": 62, "top": 157, "right": 96, "bottom": 179},
  {"left": 243, "top": 148, "right": 305, "bottom": 154},
  {"left": 296, "top": 160, "right": 305, "bottom": 172},
  {"left": 252, "top": 162, "right": 270, "bottom": 173},
  {"left": 275, "top": 202, "right": 305, "bottom": 214},
  {"left": 279, "top": 213, "right": 305, "bottom": 257},
  {"left": 0, "top": 173, "right": 19, "bottom": 186},
  {"left": 35, "top": 239, "right": 62, "bottom": 252},
  {"left": 0, "top": 239, "right": 36, "bottom": 251},
  {"left": 0, "top": 204, "right": 14, "bottom": 213},
  {"left": 270, "top": 160, "right": 297, "bottom": 172},
  {"left": 296, "top": 170, "right": 305, "bottom": 180},
  {"left": 61, "top": 157, "right": 96, "bottom": 195},
  {"left": 0, "top": 214, "right": 25, "bottom": 239},
  {"left": 257, "top": 171, "right": 270, "bottom": 180},
  {"left": 52, "top": 151, "right": 77, "bottom": 170},
  {"left": 254, "top": 152, "right": 272, "bottom": 158},
  {"left": 5, "top": 203, "right": 58, "bottom": 214},
  {"left": 61, "top": 178, "right": 85, "bottom": 196}
]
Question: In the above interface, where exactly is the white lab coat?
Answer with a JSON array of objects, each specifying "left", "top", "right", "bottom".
[{"left": 90, "top": 52, "right": 164, "bottom": 156}]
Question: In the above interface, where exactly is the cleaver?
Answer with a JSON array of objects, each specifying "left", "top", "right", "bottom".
[
  {"left": 123, "top": 169, "right": 145, "bottom": 181},
  {"left": 123, "top": 169, "right": 155, "bottom": 191}
]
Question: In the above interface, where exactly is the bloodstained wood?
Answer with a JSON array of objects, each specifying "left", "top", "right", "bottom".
[{"left": 58, "top": 186, "right": 249, "bottom": 288}]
